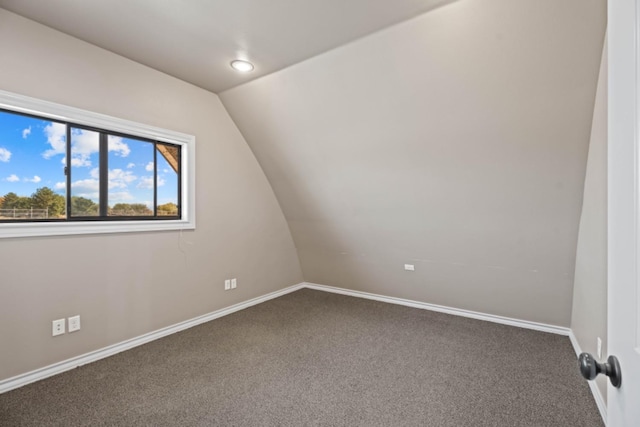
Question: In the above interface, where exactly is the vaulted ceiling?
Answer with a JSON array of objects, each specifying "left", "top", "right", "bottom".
[{"left": 0, "top": 0, "right": 455, "bottom": 93}]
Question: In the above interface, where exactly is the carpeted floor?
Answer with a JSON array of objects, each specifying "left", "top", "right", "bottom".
[{"left": 0, "top": 289, "right": 603, "bottom": 426}]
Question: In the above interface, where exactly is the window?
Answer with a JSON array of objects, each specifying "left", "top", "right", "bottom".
[{"left": 0, "top": 90, "right": 195, "bottom": 238}]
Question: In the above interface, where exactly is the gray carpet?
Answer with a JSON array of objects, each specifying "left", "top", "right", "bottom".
[{"left": 0, "top": 289, "right": 603, "bottom": 426}]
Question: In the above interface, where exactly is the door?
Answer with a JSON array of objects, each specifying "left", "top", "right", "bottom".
[{"left": 608, "top": 1, "right": 640, "bottom": 425}]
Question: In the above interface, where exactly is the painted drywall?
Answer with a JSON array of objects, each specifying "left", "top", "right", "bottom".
[
  {"left": 0, "top": 9, "right": 302, "bottom": 381},
  {"left": 571, "top": 39, "right": 608, "bottom": 402},
  {"left": 221, "top": 0, "right": 607, "bottom": 326}
]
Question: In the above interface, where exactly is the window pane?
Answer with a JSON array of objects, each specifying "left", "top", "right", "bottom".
[
  {"left": 108, "top": 135, "right": 153, "bottom": 216},
  {"left": 69, "top": 127, "right": 100, "bottom": 217},
  {"left": 0, "top": 110, "right": 66, "bottom": 220},
  {"left": 156, "top": 143, "right": 179, "bottom": 217}
]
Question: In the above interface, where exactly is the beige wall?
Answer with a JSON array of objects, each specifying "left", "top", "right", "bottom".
[
  {"left": 571, "top": 39, "right": 608, "bottom": 402},
  {"left": 0, "top": 9, "right": 303, "bottom": 381},
  {"left": 221, "top": 0, "right": 607, "bottom": 326}
]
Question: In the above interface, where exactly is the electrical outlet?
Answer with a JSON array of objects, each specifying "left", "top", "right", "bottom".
[
  {"left": 224, "top": 279, "right": 231, "bottom": 291},
  {"left": 231, "top": 278, "right": 237, "bottom": 289},
  {"left": 52, "top": 319, "right": 65, "bottom": 336},
  {"left": 68, "top": 315, "right": 81, "bottom": 333},
  {"left": 597, "top": 337, "right": 602, "bottom": 359},
  {"left": 404, "top": 264, "right": 415, "bottom": 271}
]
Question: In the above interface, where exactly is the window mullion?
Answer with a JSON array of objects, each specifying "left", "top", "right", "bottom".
[
  {"left": 65, "top": 125, "right": 72, "bottom": 220},
  {"left": 177, "top": 144, "right": 182, "bottom": 218},
  {"left": 153, "top": 143, "right": 158, "bottom": 217},
  {"left": 99, "top": 133, "right": 108, "bottom": 217}
]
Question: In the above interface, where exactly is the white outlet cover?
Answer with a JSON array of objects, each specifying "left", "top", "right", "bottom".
[
  {"left": 224, "top": 279, "right": 231, "bottom": 290},
  {"left": 404, "top": 264, "right": 415, "bottom": 271},
  {"left": 231, "top": 278, "right": 237, "bottom": 289},
  {"left": 68, "top": 315, "right": 81, "bottom": 332},
  {"left": 52, "top": 319, "right": 65, "bottom": 336}
]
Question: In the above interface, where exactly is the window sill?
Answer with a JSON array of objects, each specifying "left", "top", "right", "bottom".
[{"left": 0, "top": 219, "right": 195, "bottom": 239}]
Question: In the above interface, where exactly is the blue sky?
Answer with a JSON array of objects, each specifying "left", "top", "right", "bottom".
[{"left": 0, "top": 109, "right": 178, "bottom": 208}]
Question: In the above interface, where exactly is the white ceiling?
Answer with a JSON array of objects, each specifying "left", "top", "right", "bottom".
[{"left": 0, "top": 0, "right": 453, "bottom": 93}]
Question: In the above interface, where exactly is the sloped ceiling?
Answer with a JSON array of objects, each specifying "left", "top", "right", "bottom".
[
  {"left": 221, "top": 0, "right": 607, "bottom": 325},
  {"left": 0, "top": 0, "right": 455, "bottom": 93}
]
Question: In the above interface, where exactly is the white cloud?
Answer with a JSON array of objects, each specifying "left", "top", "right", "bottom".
[
  {"left": 22, "top": 127, "right": 31, "bottom": 139},
  {"left": 71, "top": 178, "right": 99, "bottom": 193},
  {"left": 52, "top": 130, "right": 133, "bottom": 168},
  {"left": 58, "top": 169, "right": 139, "bottom": 201},
  {"left": 71, "top": 129, "right": 99, "bottom": 155},
  {"left": 24, "top": 176, "right": 41, "bottom": 183},
  {"left": 67, "top": 178, "right": 99, "bottom": 200},
  {"left": 42, "top": 122, "right": 67, "bottom": 159},
  {"left": 145, "top": 162, "right": 154, "bottom": 172},
  {"left": 108, "top": 135, "right": 130, "bottom": 157},
  {"left": 64, "top": 155, "right": 91, "bottom": 168},
  {"left": 65, "top": 128, "right": 100, "bottom": 167},
  {"left": 127, "top": 163, "right": 136, "bottom": 169},
  {"left": 108, "top": 169, "right": 136, "bottom": 189},
  {"left": 42, "top": 128, "right": 131, "bottom": 166},
  {"left": 71, "top": 157, "right": 92, "bottom": 167},
  {"left": 0, "top": 147, "right": 11, "bottom": 162},
  {"left": 137, "top": 176, "right": 154, "bottom": 189},
  {"left": 137, "top": 174, "right": 165, "bottom": 190},
  {"left": 6, "top": 174, "right": 19, "bottom": 182},
  {"left": 109, "top": 191, "right": 134, "bottom": 203}
]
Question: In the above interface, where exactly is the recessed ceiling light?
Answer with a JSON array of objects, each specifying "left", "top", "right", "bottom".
[{"left": 230, "top": 60, "right": 254, "bottom": 72}]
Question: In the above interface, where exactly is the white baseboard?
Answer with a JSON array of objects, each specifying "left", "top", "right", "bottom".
[
  {"left": 568, "top": 331, "right": 607, "bottom": 425},
  {"left": 0, "top": 282, "right": 305, "bottom": 394},
  {"left": 303, "top": 282, "right": 571, "bottom": 336},
  {"left": 1, "top": 277, "right": 600, "bottom": 426}
]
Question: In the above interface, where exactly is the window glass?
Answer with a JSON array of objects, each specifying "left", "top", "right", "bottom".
[
  {"left": 0, "top": 110, "right": 66, "bottom": 220},
  {"left": 69, "top": 127, "right": 100, "bottom": 217},
  {"left": 108, "top": 135, "right": 153, "bottom": 216},
  {"left": 0, "top": 112, "right": 183, "bottom": 221},
  {"left": 0, "top": 89, "right": 194, "bottom": 238},
  {"left": 156, "top": 143, "right": 179, "bottom": 216}
]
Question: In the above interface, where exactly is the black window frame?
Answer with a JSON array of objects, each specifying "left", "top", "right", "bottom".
[{"left": 0, "top": 107, "right": 182, "bottom": 223}]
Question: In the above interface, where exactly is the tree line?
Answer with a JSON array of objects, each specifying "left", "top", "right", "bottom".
[
  {"left": 0, "top": 187, "right": 178, "bottom": 217},
  {"left": 0, "top": 187, "right": 66, "bottom": 216}
]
